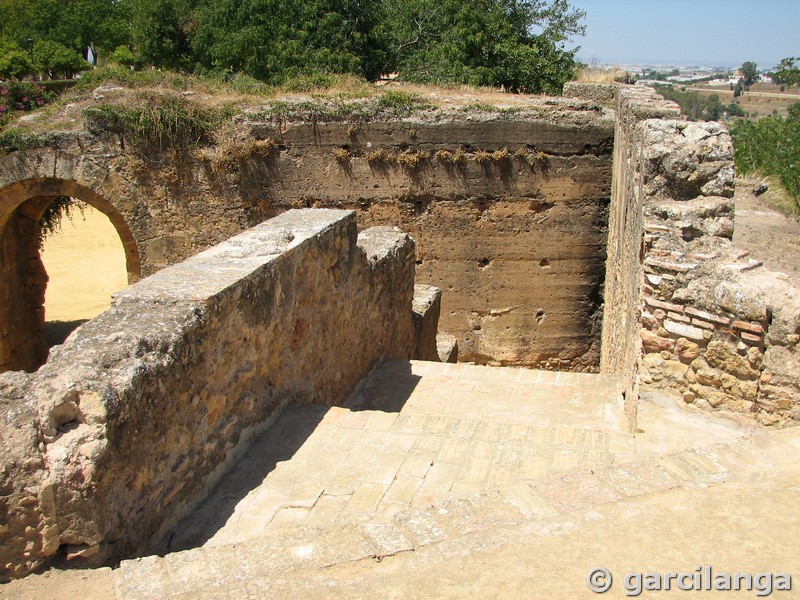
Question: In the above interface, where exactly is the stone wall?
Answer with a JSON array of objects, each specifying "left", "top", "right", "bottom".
[
  {"left": 578, "top": 83, "right": 800, "bottom": 427},
  {"left": 252, "top": 115, "right": 615, "bottom": 369},
  {"left": 596, "top": 86, "right": 680, "bottom": 427},
  {"left": 0, "top": 100, "right": 614, "bottom": 372},
  {"left": 0, "top": 209, "right": 418, "bottom": 581}
]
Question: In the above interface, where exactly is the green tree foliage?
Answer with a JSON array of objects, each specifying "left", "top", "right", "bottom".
[
  {"left": 379, "top": 0, "right": 585, "bottom": 93},
  {"left": 653, "top": 85, "right": 740, "bottom": 122},
  {"left": 0, "top": 0, "right": 130, "bottom": 59},
  {"left": 740, "top": 61, "right": 758, "bottom": 90},
  {"left": 1, "top": 0, "right": 585, "bottom": 95},
  {"left": 705, "top": 93, "right": 724, "bottom": 121},
  {"left": 788, "top": 102, "right": 800, "bottom": 122},
  {"left": 772, "top": 57, "right": 800, "bottom": 87},
  {"left": 731, "top": 115, "right": 800, "bottom": 210},
  {"left": 132, "top": 0, "right": 199, "bottom": 71},
  {"left": 192, "top": 0, "right": 386, "bottom": 84},
  {"left": 0, "top": 38, "right": 33, "bottom": 80},
  {"left": 32, "top": 40, "right": 89, "bottom": 79}
]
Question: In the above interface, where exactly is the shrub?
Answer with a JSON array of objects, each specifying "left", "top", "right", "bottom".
[
  {"left": 0, "top": 82, "right": 52, "bottom": 126},
  {"left": 376, "top": 91, "right": 430, "bottom": 117},
  {"left": 474, "top": 149, "right": 492, "bottom": 163},
  {"left": 731, "top": 116, "right": 800, "bottom": 212},
  {"left": 366, "top": 148, "right": 394, "bottom": 164},
  {"left": 332, "top": 147, "right": 350, "bottom": 162},
  {"left": 108, "top": 45, "right": 137, "bottom": 68}
]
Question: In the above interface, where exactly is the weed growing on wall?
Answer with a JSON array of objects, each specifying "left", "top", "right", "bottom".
[
  {"left": 0, "top": 129, "right": 51, "bottom": 154},
  {"left": 36, "top": 196, "right": 83, "bottom": 249},
  {"left": 83, "top": 92, "right": 235, "bottom": 150}
]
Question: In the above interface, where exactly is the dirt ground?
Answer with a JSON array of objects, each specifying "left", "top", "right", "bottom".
[
  {"left": 39, "top": 202, "right": 129, "bottom": 345},
  {"left": 2, "top": 180, "right": 799, "bottom": 599},
  {"left": 0, "top": 568, "right": 115, "bottom": 600},
  {"left": 733, "top": 177, "right": 800, "bottom": 287}
]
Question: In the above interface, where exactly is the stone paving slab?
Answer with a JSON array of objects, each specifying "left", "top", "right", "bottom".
[
  {"left": 203, "top": 462, "right": 800, "bottom": 600},
  {"left": 164, "top": 361, "right": 754, "bottom": 554},
  {"left": 116, "top": 425, "right": 800, "bottom": 599},
  {"left": 165, "top": 361, "right": 631, "bottom": 551},
  {"left": 114, "top": 359, "right": 777, "bottom": 599}
]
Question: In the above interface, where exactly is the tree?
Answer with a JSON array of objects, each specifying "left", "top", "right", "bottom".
[
  {"left": 0, "top": 0, "right": 131, "bottom": 61},
  {"left": 0, "top": 38, "right": 33, "bottom": 80},
  {"left": 704, "top": 94, "right": 723, "bottom": 121},
  {"left": 32, "top": 40, "right": 89, "bottom": 79},
  {"left": 192, "top": 0, "right": 386, "bottom": 84},
  {"left": 131, "top": 0, "right": 199, "bottom": 71},
  {"left": 773, "top": 57, "right": 800, "bottom": 87},
  {"left": 740, "top": 61, "right": 758, "bottom": 90},
  {"left": 788, "top": 102, "right": 800, "bottom": 122},
  {"left": 379, "top": 0, "right": 586, "bottom": 93}
]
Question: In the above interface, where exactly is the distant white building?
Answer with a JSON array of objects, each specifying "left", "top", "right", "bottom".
[{"left": 707, "top": 77, "right": 740, "bottom": 86}]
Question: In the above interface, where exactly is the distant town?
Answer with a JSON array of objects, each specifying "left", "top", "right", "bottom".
[{"left": 597, "top": 63, "right": 778, "bottom": 87}]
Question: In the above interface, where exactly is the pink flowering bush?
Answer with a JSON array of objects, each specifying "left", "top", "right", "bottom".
[{"left": 0, "top": 81, "right": 52, "bottom": 125}]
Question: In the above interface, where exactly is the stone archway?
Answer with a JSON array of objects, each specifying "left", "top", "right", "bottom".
[{"left": 0, "top": 178, "right": 141, "bottom": 373}]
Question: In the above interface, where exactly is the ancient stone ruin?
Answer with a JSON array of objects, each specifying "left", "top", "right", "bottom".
[{"left": 1, "top": 83, "right": 798, "bottom": 583}]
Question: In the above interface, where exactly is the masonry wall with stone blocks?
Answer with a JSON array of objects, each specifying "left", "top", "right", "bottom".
[
  {"left": 0, "top": 208, "right": 422, "bottom": 582},
  {"left": 579, "top": 82, "right": 800, "bottom": 427},
  {"left": 636, "top": 116, "right": 800, "bottom": 426}
]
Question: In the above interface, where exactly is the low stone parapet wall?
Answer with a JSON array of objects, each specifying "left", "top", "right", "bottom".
[
  {"left": 597, "top": 85, "right": 800, "bottom": 427},
  {"left": 0, "top": 209, "right": 418, "bottom": 581}
]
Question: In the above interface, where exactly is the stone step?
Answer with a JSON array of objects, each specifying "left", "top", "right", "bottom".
[{"left": 115, "top": 429, "right": 800, "bottom": 599}]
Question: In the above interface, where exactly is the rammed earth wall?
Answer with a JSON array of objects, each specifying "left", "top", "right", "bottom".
[
  {"left": 0, "top": 209, "right": 417, "bottom": 581},
  {"left": 0, "top": 100, "right": 615, "bottom": 373}
]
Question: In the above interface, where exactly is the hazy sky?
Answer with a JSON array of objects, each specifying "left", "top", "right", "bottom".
[{"left": 568, "top": 0, "right": 799, "bottom": 68}]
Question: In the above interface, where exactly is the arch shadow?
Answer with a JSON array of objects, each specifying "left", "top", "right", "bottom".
[{"left": 0, "top": 178, "right": 142, "bottom": 373}]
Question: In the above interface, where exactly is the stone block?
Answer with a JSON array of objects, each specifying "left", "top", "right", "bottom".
[
  {"left": 705, "top": 339, "right": 760, "bottom": 380},
  {"left": 663, "top": 320, "right": 704, "bottom": 341},
  {"left": 436, "top": 333, "right": 458, "bottom": 364},
  {"left": 640, "top": 329, "right": 674, "bottom": 353},
  {"left": 412, "top": 284, "right": 442, "bottom": 362}
]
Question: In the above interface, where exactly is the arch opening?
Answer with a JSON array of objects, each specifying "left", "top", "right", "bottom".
[
  {"left": 40, "top": 199, "right": 130, "bottom": 347},
  {"left": 0, "top": 178, "right": 141, "bottom": 373}
]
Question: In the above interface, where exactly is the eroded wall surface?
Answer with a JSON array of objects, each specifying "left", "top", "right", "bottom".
[
  {"left": 255, "top": 117, "right": 615, "bottom": 369},
  {"left": 0, "top": 102, "right": 614, "bottom": 372},
  {"left": 0, "top": 209, "right": 416, "bottom": 581}
]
